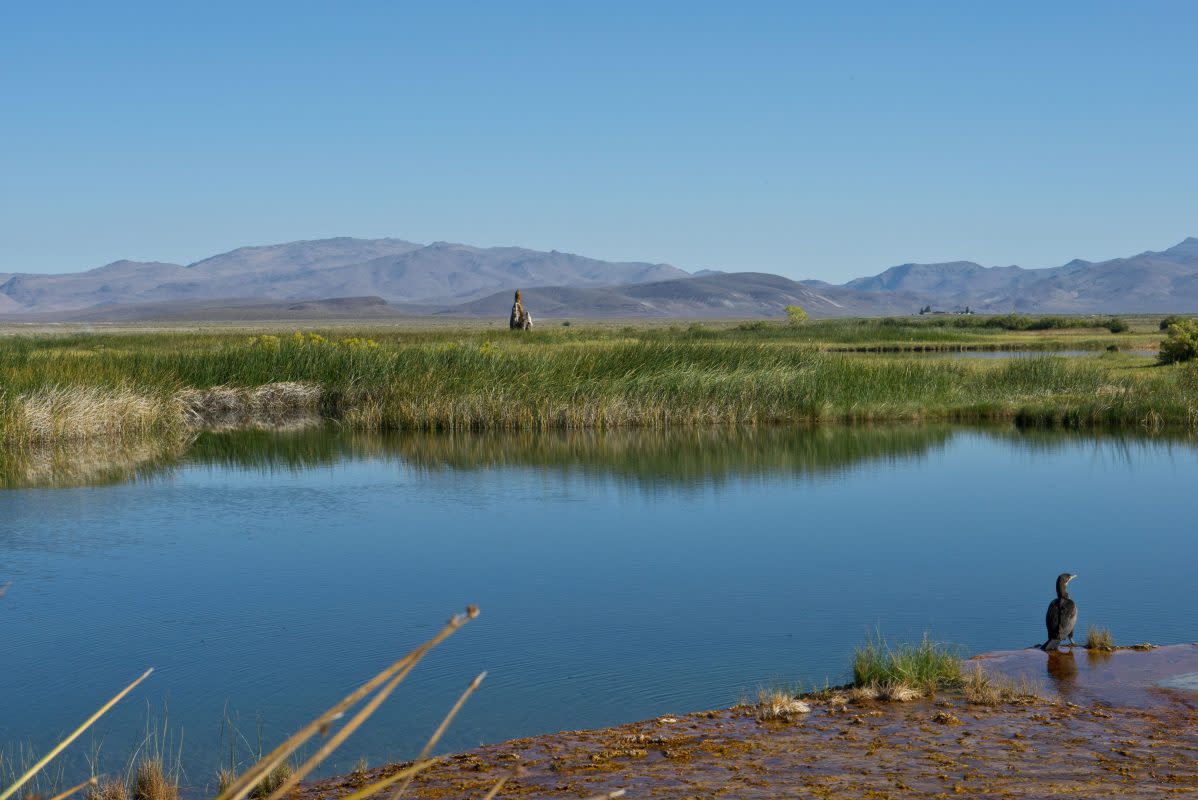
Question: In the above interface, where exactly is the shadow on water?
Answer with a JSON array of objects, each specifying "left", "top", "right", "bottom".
[{"left": 4, "top": 423, "right": 1197, "bottom": 490}]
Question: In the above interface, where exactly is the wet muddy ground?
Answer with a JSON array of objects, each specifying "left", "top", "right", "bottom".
[{"left": 299, "top": 647, "right": 1198, "bottom": 799}]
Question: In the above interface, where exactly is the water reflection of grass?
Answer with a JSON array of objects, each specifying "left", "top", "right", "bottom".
[
  {"left": 386, "top": 425, "right": 953, "bottom": 485},
  {"left": 4, "top": 425, "right": 955, "bottom": 489},
  {"left": 0, "top": 438, "right": 188, "bottom": 489},
  {"left": 6, "top": 423, "right": 1198, "bottom": 490}
]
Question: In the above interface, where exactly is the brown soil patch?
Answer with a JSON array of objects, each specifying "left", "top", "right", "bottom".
[{"left": 297, "top": 648, "right": 1198, "bottom": 799}]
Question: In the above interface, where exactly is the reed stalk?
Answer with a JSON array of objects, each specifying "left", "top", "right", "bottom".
[
  {"left": 388, "top": 672, "right": 486, "bottom": 800},
  {"left": 0, "top": 669, "right": 153, "bottom": 800}
]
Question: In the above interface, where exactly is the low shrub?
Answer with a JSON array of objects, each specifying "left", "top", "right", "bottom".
[
  {"left": 784, "top": 305, "right": 809, "bottom": 325},
  {"left": 1160, "top": 314, "right": 1191, "bottom": 331},
  {"left": 1159, "top": 318, "right": 1198, "bottom": 364}
]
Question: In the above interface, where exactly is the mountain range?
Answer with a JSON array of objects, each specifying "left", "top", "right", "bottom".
[{"left": 3, "top": 236, "right": 1197, "bottom": 321}]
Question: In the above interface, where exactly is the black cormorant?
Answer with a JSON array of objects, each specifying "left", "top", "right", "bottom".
[{"left": 1042, "top": 573, "right": 1078, "bottom": 651}]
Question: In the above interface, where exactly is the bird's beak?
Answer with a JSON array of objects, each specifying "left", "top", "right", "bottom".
[{"left": 1069, "top": 575, "right": 1078, "bottom": 582}]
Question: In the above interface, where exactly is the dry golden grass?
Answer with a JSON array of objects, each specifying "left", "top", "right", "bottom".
[
  {"left": 961, "top": 664, "right": 1042, "bottom": 706},
  {"left": 877, "top": 683, "right": 923, "bottom": 702},
  {"left": 0, "top": 382, "right": 322, "bottom": 448},
  {"left": 86, "top": 778, "right": 127, "bottom": 800},
  {"left": 846, "top": 686, "right": 880, "bottom": 703},
  {"left": 0, "top": 607, "right": 529, "bottom": 800},
  {"left": 178, "top": 383, "right": 321, "bottom": 430},
  {"left": 754, "top": 688, "right": 812, "bottom": 721},
  {"left": 1085, "top": 625, "right": 1115, "bottom": 651},
  {"left": 132, "top": 760, "right": 176, "bottom": 800},
  {"left": 214, "top": 770, "right": 235, "bottom": 798},
  {"left": 2, "top": 387, "right": 179, "bottom": 445}
]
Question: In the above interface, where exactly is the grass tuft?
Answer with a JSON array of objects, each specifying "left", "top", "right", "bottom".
[
  {"left": 86, "top": 779, "right": 127, "bottom": 800},
  {"left": 1085, "top": 625, "right": 1115, "bottom": 651},
  {"left": 132, "top": 761, "right": 176, "bottom": 800},
  {"left": 852, "top": 634, "right": 961, "bottom": 696},
  {"left": 214, "top": 771, "right": 235, "bottom": 798},
  {"left": 754, "top": 688, "right": 811, "bottom": 722},
  {"left": 961, "top": 664, "right": 1042, "bottom": 706},
  {"left": 246, "top": 764, "right": 290, "bottom": 800},
  {"left": 878, "top": 683, "right": 923, "bottom": 702}
]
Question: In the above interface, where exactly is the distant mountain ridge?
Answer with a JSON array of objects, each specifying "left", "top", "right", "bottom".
[
  {"left": 2, "top": 235, "right": 1197, "bottom": 320},
  {"left": 0, "top": 238, "right": 687, "bottom": 314},
  {"left": 842, "top": 237, "right": 1198, "bottom": 313},
  {"left": 450, "top": 273, "right": 923, "bottom": 318}
]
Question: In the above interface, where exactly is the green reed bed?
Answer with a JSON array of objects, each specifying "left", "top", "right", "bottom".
[{"left": 2, "top": 326, "right": 1196, "bottom": 444}]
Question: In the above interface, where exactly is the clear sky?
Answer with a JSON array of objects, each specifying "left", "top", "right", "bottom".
[{"left": 3, "top": 1, "right": 1196, "bottom": 281}]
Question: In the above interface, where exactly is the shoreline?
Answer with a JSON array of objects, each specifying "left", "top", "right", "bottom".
[{"left": 297, "top": 646, "right": 1198, "bottom": 800}]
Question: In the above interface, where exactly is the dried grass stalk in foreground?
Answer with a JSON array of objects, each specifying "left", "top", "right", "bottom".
[
  {"left": 48, "top": 777, "right": 97, "bottom": 800},
  {"left": 0, "top": 669, "right": 154, "bottom": 800},
  {"left": 387, "top": 672, "right": 486, "bottom": 800},
  {"left": 4, "top": 606, "right": 627, "bottom": 800},
  {"left": 219, "top": 606, "right": 479, "bottom": 800}
]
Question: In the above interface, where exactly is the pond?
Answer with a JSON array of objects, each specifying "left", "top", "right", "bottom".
[{"left": 1, "top": 425, "right": 1196, "bottom": 787}]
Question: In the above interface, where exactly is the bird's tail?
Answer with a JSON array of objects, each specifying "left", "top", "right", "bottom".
[{"left": 1041, "top": 639, "right": 1061, "bottom": 652}]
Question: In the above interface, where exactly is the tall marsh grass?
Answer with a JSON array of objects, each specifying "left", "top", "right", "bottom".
[{"left": 2, "top": 326, "right": 1195, "bottom": 445}]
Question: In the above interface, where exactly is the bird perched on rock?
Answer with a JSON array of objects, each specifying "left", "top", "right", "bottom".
[{"left": 1042, "top": 573, "right": 1078, "bottom": 651}]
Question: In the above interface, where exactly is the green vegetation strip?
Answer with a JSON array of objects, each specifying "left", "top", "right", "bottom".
[{"left": 1, "top": 321, "right": 1196, "bottom": 444}]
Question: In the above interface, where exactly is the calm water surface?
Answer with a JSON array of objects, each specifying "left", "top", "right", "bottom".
[{"left": 1, "top": 426, "right": 1195, "bottom": 785}]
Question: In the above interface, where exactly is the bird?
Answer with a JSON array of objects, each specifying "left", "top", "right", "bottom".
[{"left": 1042, "top": 573, "right": 1078, "bottom": 651}]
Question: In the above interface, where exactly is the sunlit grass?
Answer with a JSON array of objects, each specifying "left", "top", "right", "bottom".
[
  {"left": 753, "top": 687, "right": 811, "bottom": 722},
  {"left": 1, "top": 321, "right": 1194, "bottom": 445},
  {"left": 961, "top": 664, "right": 1042, "bottom": 706},
  {"left": 1085, "top": 625, "right": 1115, "bottom": 651},
  {"left": 852, "top": 634, "right": 962, "bottom": 697}
]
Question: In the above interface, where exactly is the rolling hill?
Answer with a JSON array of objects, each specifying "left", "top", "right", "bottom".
[
  {"left": 0, "top": 238, "right": 687, "bottom": 314},
  {"left": 3, "top": 235, "right": 1197, "bottom": 321},
  {"left": 840, "top": 237, "right": 1198, "bottom": 313},
  {"left": 451, "top": 273, "right": 922, "bottom": 318}
]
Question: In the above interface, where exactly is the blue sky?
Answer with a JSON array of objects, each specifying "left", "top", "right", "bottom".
[{"left": 2, "top": 1, "right": 1196, "bottom": 281}]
